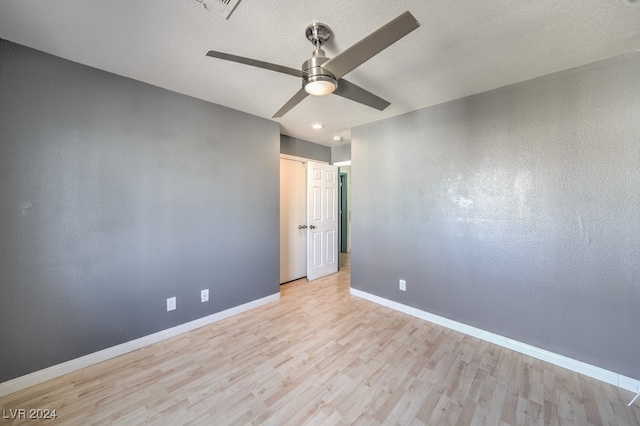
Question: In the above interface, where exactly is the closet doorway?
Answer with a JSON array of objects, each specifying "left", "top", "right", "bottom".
[
  {"left": 280, "top": 156, "right": 339, "bottom": 284},
  {"left": 279, "top": 157, "right": 307, "bottom": 284}
]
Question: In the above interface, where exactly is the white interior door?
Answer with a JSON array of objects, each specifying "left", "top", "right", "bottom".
[
  {"left": 307, "top": 161, "right": 338, "bottom": 281},
  {"left": 279, "top": 158, "right": 307, "bottom": 283}
]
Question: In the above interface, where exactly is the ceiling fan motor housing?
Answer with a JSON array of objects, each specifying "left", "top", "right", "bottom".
[{"left": 302, "top": 50, "right": 338, "bottom": 95}]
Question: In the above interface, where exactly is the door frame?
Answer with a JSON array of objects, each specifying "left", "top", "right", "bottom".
[
  {"left": 280, "top": 154, "right": 329, "bottom": 164},
  {"left": 279, "top": 154, "right": 332, "bottom": 283},
  {"left": 339, "top": 172, "right": 348, "bottom": 253},
  {"left": 279, "top": 157, "right": 307, "bottom": 284},
  {"left": 335, "top": 161, "right": 352, "bottom": 271}
]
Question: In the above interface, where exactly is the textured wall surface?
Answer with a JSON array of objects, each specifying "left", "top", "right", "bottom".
[
  {"left": 352, "top": 52, "right": 640, "bottom": 379},
  {"left": 280, "top": 135, "right": 331, "bottom": 162},
  {"left": 331, "top": 143, "right": 351, "bottom": 164},
  {"left": 0, "top": 40, "right": 280, "bottom": 383}
]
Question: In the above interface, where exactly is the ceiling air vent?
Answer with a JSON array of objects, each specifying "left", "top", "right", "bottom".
[{"left": 194, "top": 0, "right": 241, "bottom": 19}]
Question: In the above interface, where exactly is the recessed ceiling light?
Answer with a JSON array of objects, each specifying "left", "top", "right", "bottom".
[
  {"left": 311, "top": 123, "right": 324, "bottom": 129},
  {"left": 333, "top": 136, "right": 342, "bottom": 142}
]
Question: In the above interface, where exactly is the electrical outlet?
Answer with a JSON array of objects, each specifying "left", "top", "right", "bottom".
[
  {"left": 166, "top": 297, "right": 176, "bottom": 312},
  {"left": 201, "top": 289, "right": 209, "bottom": 303},
  {"left": 399, "top": 279, "right": 407, "bottom": 291}
]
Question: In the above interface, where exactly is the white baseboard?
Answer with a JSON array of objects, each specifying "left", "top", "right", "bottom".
[
  {"left": 350, "top": 287, "right": 640, "bottom": 394},
  {"left": 0, "top": 292, "right": 280, "bottom": 398}
]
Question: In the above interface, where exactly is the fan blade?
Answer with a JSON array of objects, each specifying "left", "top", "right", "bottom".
[
  {"left": 334, "top": 79, "right": 390, "bottom": 111},
  {"left": 322, "top": 11, "right": 420, "bottom": 79},
  {"left": 206, "top": 50, "right": 304, "bottom": 78},
  {"left": 272, "top": 88, "right": 309, "bottom": 118}
]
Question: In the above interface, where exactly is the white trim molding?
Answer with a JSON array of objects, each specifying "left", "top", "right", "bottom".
[
  {"left": 350, "top": 287, "right": 640, "bottom": 394},
  {"left": 0, "top": 292, "right": 280, "bottom": 398},
  {"left": 280, "top": 154, "right": 328, "bottom": 164}
]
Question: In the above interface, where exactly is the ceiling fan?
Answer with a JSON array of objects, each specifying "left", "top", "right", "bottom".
[{"left": 205, "top": 11, "right": 420, "bottom": 118}]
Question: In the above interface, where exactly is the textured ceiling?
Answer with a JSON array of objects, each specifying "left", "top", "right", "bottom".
[{"left": 1, "top": 1, "right": 639, "bottom": 146}]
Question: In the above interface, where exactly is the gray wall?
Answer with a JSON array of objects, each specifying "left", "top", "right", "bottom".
[
  {"left": 331, "top": 143, "right": 351, "bottom": 164},
  {"left": 352, "top": 52, "right": 640, "bottom": 379},
  {"left": 280, "top": 135, "right": 330, "bottom": 162},
  {"left": 0, "top": 40, "right": 280, "bottom": 383}
]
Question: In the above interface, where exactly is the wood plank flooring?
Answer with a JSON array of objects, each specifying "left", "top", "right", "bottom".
[{"left": 1, "top": 255, "right": 639, "bottom": 425}]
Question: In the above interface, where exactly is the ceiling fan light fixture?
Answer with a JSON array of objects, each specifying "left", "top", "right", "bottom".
[
  {"left": 302, "top": 51, "right": 337, "bottom": 96},
  {"left": 303, "top": 74, "right": 337, "bottom": 96},
  {"left": 206, "top": 11, "right": 420, "bottom": 118}
]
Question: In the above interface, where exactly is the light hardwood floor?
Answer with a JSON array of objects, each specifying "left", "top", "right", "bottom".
[{"left": 1, "top": 255, "right": 639, "bottom": 425}]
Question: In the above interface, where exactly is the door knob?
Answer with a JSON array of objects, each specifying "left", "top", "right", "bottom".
[
  {"left": 309, "top": 225, "right": 316, "bottom": 229},
  {"left": 298, "top": 225, "right": 308, "bottom": 229}
]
